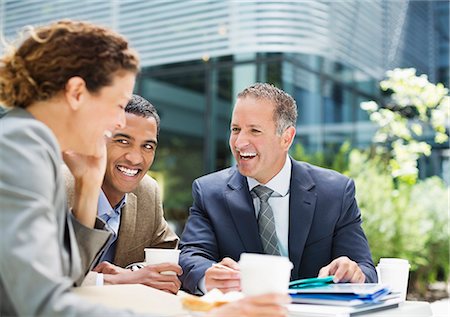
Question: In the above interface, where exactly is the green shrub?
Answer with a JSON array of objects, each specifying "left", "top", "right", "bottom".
[
  {"left": 291, "top": 68, "right": 449, "bottom": 296},
  {"left": 347, "top": 150, "right": 449, "bottom": 294}
]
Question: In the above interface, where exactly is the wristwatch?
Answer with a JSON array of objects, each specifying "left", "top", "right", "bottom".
[{"left": 125, "top": 262, "right": 145, "bottom": 271}]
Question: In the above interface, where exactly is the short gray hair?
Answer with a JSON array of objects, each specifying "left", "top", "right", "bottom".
[{"left": 237, "top": 83, "right": 297, "bottom": 135}]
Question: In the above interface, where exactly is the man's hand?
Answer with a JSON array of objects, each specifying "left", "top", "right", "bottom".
[
  {"left": 207, "top": 293, "right": 291, "bottom": 317},
  {"left": 93, "top": 261, "right": 128, "bottom": 275},
  {"left": 318, "top": 256, "right": 365, "bottom": 283},
  {"left": 103, "top": 263, "right": 183, "bottom": 294},
  {"left": 205, "top": 257, "right": 241, "bottom": 293}
]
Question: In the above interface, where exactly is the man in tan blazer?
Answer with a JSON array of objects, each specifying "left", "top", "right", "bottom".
[{"left": 65, "top": 95, "right": 181, "bottom": 294}]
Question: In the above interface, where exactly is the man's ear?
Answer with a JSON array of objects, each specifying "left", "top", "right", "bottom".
[
  {"left": 64, "top": 77, "right": 87, "bottom": 111},
  {"left": 282, "top": 126, "right": 296, "bottom": 150}
]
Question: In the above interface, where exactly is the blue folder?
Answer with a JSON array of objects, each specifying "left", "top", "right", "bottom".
[
  {"left": 289, "top": 283, "right": 391, "bottom": 306},
  {"left": 291, "top": 287, "right": 390, "bottom": 302}
]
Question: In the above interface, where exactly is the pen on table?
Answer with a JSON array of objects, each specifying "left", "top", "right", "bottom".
[{"left": 212, "top": 263, "right": 239, "bottom": 272}]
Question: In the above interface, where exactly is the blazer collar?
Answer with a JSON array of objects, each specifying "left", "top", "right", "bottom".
[
  {"left": 227, "top": 157, "right": 315, "bottom": 190},
  {"left": 288, "top": 158, "right": 317, "bottom": 279},
  {"left": 225, "top": 167, "right": 263, "bottom": 253},
  {"left": 290, "top": 157, "right": 315, "bottom": 191},
  {"left": 227, "top": 166, "right": 246, "bottom": 190}
]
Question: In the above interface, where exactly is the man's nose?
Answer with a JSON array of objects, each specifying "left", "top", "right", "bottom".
[
  {"left": 233, "top": 132, "right": 250, "bottom": 150},
  {"left": 124, "top": 148, "right": 143, "bottom": 165}
]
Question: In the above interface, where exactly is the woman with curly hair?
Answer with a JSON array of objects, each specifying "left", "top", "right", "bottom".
[{"left": 0, "top": 20, "right": 141, "bottom": 315}]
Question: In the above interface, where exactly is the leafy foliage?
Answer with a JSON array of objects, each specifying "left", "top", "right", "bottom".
[
  {"left": 292, "top": 68, "right": 449, "bottom": 296},
  {"left": 361, "top": 68, "right": 449, "bottom": 183},
  {"left": 347, "top": 150, "right": 449, "bottom": 293}
]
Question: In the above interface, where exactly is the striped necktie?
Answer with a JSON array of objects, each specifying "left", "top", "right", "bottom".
[{"left": 252, "top": 185, "right": 280, "bottom": 255}]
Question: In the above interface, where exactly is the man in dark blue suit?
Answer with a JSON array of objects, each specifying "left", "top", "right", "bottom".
[{"left": 179, "top": 83, "right": 377, "bottom": 294}]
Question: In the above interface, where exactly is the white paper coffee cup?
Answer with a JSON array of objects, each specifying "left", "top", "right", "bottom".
[
  {"left": 144, "top": 248, "right": 180, "bottom": 275},
  {"left": 239, "top": 253, "right": 293, "bottom": 296},
  {"left": 376, "top": 258, "right": 410, "bottom": 301}
]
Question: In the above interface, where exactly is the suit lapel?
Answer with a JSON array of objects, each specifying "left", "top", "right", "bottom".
[
  {"left": 288, "top": 159, "right": 317, "bottom": 279},
  {"left": 225, "top": 169, "right": 263, "bottom": 253},
  {"left": 114, "top": 192, "right": 137, "bottom": 264}
]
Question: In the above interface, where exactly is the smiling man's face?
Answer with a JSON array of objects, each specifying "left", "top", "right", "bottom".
[
  {"left": 229, "top": 96, "right": 293, "bottom": 184},
  {"left": 102, "top": 112, "right": 158, "bottom": 206}
]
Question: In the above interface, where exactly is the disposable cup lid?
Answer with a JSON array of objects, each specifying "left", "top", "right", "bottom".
[
  {"left": 378, "top": 258, "right": 410, "bottom": 266},
  {"left": 239, "top": 253, "right": 293, "bottom": 269}
]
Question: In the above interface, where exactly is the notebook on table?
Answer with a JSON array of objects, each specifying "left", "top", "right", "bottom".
[{"left": 288, "top": 280, "right": 401, "bottom": 316}]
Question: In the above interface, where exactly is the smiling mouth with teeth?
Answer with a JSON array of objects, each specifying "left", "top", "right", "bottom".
[
  {"left": 239, "top": 152, "right": 257, "bottom": 160},
  {"left": 117, "top": 165, "right": 140, "bottom": 177}
]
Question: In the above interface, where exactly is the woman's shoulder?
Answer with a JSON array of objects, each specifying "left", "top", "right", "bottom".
[
  {"left": 1, "top": 108, "right": 62, "bottom": 181},
  {"left": 1, "top": 108, "right": 60, "bottom": 153}
]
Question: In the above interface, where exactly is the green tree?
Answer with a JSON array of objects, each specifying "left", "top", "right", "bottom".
[
  {"left": 355, "top": 68, "right": 449, "bottom": 296},
  {"left": 360, "top": 68, "right": 449, "bottom": 183},
  {"left": 292, "top": 68, "right": 449, "bottom": 297}
]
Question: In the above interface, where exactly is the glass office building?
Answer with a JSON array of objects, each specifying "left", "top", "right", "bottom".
[{"left": 2, "top": 0, "right": 448, "bottom": 226}]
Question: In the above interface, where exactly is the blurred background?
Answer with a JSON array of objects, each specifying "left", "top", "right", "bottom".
[{"left": 1, "top": 0, "right": 449, "bottom": 305}]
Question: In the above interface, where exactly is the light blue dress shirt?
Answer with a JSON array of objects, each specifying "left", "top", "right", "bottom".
[{"left": 97, "top": 191, "right": 127, "bottom": 263}]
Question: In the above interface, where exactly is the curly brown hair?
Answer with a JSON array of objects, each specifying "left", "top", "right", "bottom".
[{"left": 0, "top": 20, "right": 140, "bottom": 108}]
